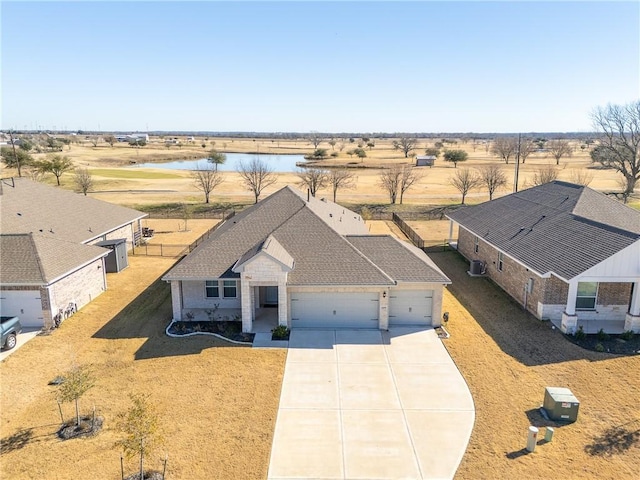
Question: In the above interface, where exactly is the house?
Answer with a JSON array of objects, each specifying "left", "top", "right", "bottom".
[
  {"left": 0, "top": 178, "right": 147, "bottom": 328},
  {"left": 163, "top": 186, "right": 451, "bottom": 333},
  {"left": 416, "top": 155, "right": 436, "bottom": 167},
  {"left": 446, "top": 181, "right": 640, "bottom": 334}
]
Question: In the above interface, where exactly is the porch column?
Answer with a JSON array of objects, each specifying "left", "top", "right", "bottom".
[
  {"left": 170, "top": 281, "right": 182, "bottom": 321},
  {"left": 624, "top": 281, "right": 640, "bottom": 333},
  {"left": 277, "top": 279, "right": 288, "bottom": 327},
  {"left": 240, "top": 277, "right": 253, "bottom": 333},
  {"left": 561, "top": 280, "right": 579, "bottom": 334}
]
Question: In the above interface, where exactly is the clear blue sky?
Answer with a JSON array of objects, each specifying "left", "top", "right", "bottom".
[{"left": 2, "top": 1, "right": 638, "bottom": 133}]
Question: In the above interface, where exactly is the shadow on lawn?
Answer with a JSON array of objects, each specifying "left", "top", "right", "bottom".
[
  {"left": 0, "top": 423, "right": 60, "bottom": 454},
  {"left": 92, "top": 276, "right": 241, "bottom": 360},
  {"left": 429, "top": 251, "right": 611, "bottom": 366},
  {"left": 584, "top": 420, "right": 640, "bottom": 456}
]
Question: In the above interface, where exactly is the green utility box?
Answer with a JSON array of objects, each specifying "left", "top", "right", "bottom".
[{"left": 543, "top": 387, "right": 580, "bottom": 422}]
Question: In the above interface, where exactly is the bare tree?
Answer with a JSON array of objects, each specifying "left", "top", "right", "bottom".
[
  {"left": 547, "top": 139, "right": 573, "bottom": 165},
  {"left": 479, "top": 165, "right": 507, "bottom": 200},
  {"left": 308, "top": 132, "right": 324, "bottom": 148},
  {"left": 398, "top": 166, "right": 422, "bottom": 204},
  {"left": 237, "top": 157, "right": 278, "bottom": 203},
  {"left": 74, "top": 167, "right": 94, "bottom": 195},
  {"left": 591, "top": 100, "right": 640, "bottom": 195},
  {"left": 90, "top": 136, "right": 100, "bottom": 147},
  {"left": 450, "top": 168, "right": 481, "bottom": 204},
  {"left": 378, "top": 166, "right": 402, "bottom": 204},
  {"left": 519, "top": 138, "right": 537, "bottom": 164},
  {"left": 392, "top": 137, "right": 418, "bottom": 158},
  {"left": 192, "top": 162, "right": 223, "bottom": 204},
  {"left": 328, "top": 169, "right": 356, "bottom": 202},
  {"left": 103, "top": 135, "right": 116, "bottom": 147},
  {"left": 530, "top": 164, "right": 559, "bottom": 186},
  {"left": 568, "top": 169, "right": 594, "bottom": 186},
  {"left": 491, "top": 137, "right": 518, "bottom": 164},
  {"left": 296, "top": 168, "right": 328, "bottom": 197}
]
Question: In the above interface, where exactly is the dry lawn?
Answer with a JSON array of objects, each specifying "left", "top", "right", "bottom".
[
  {"left": 0, "top": 255, "right": 286, "bottom": 479},
  {"left": 429, "top": 251, "right": 640, "bottom": 480}
]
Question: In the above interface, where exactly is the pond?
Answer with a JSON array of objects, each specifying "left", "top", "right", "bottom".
[{"left": 130, "top": 153, "right": 307, "bottom": 172}]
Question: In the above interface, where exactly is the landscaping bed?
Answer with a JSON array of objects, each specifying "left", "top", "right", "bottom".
[
  {"left": 565, "top": 329, "right": 640, "bottom": 355},
  {"left": 167, "top": 320, "right": 255, "bottom": 343}
]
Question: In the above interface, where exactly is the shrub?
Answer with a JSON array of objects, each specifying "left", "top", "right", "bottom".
[
  {"left": 574, "top": 325, "right": 586, "bottom": 341},
  {"left": 596, "top": 328, "right": 609, "bottom": 341},
  {"left": 594, "top": 343, "right": 605, "bottom": 352},
  {"left": 271, "top": 325, "right": 290, "bottom": 340},
  {"left": 620, "top": 330, "right": 635, "bottom": 341}
]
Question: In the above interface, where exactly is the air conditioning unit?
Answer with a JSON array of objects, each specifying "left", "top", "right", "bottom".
[
  {"left": 543, "top": 387, "right": 580, "bottom": 422},
  {"left": 469, "top": 260, "right": 484, "bottom": 275}
]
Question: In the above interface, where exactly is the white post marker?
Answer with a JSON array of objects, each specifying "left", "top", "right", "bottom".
[{"left": 526, "top": 426, "right": 539, "bottom": 452}]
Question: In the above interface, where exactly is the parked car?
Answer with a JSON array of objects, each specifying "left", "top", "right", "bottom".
[{"left": 1, "top": 316, "right": 22, "bottom": 350}]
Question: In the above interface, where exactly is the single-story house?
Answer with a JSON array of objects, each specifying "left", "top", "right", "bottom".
[
  {"left": 163, "top": 186, "right": 451, "bottom": 333},
  {"left": 0, "top": 177, "right": 147, "bottom": 328},
  {"left": 446, "top": 181, "right": 640, "bottom": 334},
  {"left": 416, "top": 155, "right": 436, "bottom": 167}
]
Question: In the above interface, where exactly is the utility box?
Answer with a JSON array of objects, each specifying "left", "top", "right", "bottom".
[
  {"left": 543, "top": 387, "right": 580, "bottom": 422},
  {"left": 96, "top": 238, "right": 129, "bottom": 273}
]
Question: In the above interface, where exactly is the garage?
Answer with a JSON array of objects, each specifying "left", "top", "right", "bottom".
[
  {"left": 0, "top": 290, "right": 44, "bottom": 328},
  {"left": 389, "top": 289, "right": 433, "bottom": 326},
  {"left": 290, "top": 292, "right": 379, "bottom": 329}
]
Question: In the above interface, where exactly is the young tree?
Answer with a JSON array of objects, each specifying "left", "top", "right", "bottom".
[
  {"left": 192, "top": 163, "right": 223, "bottom": 203},
  {"left": 479, "top": 165, "right": 507, "bottom": 200},
  {"left": 398, "top": 166, "right": 422, "bottom": 204},
  {"left": 207, "top": 149, "right": 227, "bottom": 171},
  {"left": 450, "top": 168, "right": 481, "bottom": 204},
  {"left": 296, "top": 168, "right": 328, "bottom": 197},
  {"left": 491, "top": 137, "right": 518, "bottom": 164},
  {"left": 74, "top": 167, "right": 94, "bottom": 195},
  {"left": 354, "top": 147, "right": 367, "bottom": 162},
  {"left": 1, "top": 146, "right": 33, "bottom": 177},
  {"left": 547, "top": 139, "right": 573, "bottom": 165},
  {"left": 366, "top": 141, "right": 375, "bottom": 150},
  {"left": 56, "top": 364, "right": 96, "bottom": 427},
  {"left": 531, "top": 164, "right": 559, "bottom": 186},
  {"left": 103, "top": 135, "right": 116, "bottom": 147},
  {"left": 424, "top": 147, "right": 440, "bottom": 158},
  {"left": 37, "top": 155, "right": 74, "bottom": 185},
  {"left": 328, "top": 169, "right": 356, "bottom": 202},
  {"left": 518, "top": 138, "right": 537, "bottom": 164},
  {"left": 309, "top": 148, "right": 328, "bottom": 159},
  {"left": 591, "top": 100, "right": 640, "bottom": 195},
  {"left": 443, "top": 149, "right": 468, "bottom": 168},
  {"left": 19, "top": 139, "right": 34, "bottom": 152},
  {"left": 328, "top": 139, "right": 337, "bottom": 150},
  {"left": 237, "top": 157, "right": 277, "bottom": 203},
  {"left": 392, "top": 137, "right": 418, "bottom": 158},
  {"left": 116, "top": 393, "right": 164, "bottom": 480}
]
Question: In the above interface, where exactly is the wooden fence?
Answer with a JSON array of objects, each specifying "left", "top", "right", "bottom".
[{"left": 391, "top": 213, "right": 450, "bottom": 252}]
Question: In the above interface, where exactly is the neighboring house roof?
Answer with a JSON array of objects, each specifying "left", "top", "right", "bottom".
[
  {"left": 0, "top": 234, "right": 108, "bottom": 285},
  {"left": 0, "top": 177, "right": 146, "bottom": 244},
  {"left": 446, "top": 181, "right": 640, "bottom": 280},
  {"left": 164, "top": 186, "right": 449, "bottom": 286}
]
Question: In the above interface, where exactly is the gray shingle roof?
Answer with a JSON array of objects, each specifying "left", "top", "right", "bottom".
[
  {"left": 0, "top": 177, "right": 146, "bottom": 244},
  {"left": 446, "top": 181, "right": 640, "bottom": 280},
  {"left": 0, "top": 234, "right": 108, "bottom": 285},
  {"left": 164, "top": 186, "right": 447, "bottom": 286},
  {"left": 346, "top": 235, "right": 450, "bottom": 284},
  {"left": 234, "top": 235, "right": 294, "bottom": 271}
]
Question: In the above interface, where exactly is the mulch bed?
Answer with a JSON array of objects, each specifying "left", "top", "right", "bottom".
[
  {"left": 123, "top": 471, "right": 164, "bottom": 480},
  {"left": 57, "top": 415, "right": 103, "bottom": 440},
  {"left": 565, "top": 332, "right": 640, "bottom": 355},
  {"left": 168, "top": 320, "right": 255, "bottom": 343}
]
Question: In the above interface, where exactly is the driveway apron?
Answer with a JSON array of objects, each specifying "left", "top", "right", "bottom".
[{"left": 268, "top": 328, "right": 475, "bottom": 480}]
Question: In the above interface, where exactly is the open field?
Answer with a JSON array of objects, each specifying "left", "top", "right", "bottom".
[
  {"left": 431, "top": 251, "right": 640, "bottom": 480},
  {"left": 2, "top": 135, "right": 636, "bottom": 209}
]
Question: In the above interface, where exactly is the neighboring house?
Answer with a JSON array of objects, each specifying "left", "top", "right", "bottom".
[
  {"left": 415, "top": 155, "right": 436, "bottom": 167},
  {"left": 163, "top": 186, "right": 451, "bottom": 333},
  {"left": 0, "top": 177, "right": 147, "bottom": 328},
  {"left": 446, "top": 181, "right": 640, "bottom": 334}
]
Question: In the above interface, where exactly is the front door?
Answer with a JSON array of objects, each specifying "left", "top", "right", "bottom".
[{"left": 265, "top": 286, "right": 278, "bottom": 306}]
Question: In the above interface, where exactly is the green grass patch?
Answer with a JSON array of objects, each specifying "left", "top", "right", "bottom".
[{"left": 89, "top": 168, "right": 183, "bottom": 179}]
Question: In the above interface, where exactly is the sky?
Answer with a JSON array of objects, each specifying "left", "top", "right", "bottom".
[{"left": 1, "top": 1, "right": 639, "bottom": 133}]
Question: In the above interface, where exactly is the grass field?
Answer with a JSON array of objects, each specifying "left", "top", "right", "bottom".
[{"left": 89, "top": 168, "right": 184, "bottom": 179}]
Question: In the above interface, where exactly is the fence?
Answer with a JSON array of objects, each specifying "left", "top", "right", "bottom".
[
  {"left": 132, "top": 211, "right": 235, "bottom": 257},
  {"left": 391, "top": 213, "right": 450, "bottom": 252},
  {"left": 144, "top": 209, "right": 236, "bottom": 220}
]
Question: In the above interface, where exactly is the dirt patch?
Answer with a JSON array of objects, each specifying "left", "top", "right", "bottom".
[{"left": 429, "top": 251, "right": 640, "bottom": 480}]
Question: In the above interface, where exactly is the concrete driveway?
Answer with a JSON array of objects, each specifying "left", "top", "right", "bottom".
[
  {"left": 268, "top": 328, "right": 475, "bottom": 480},
  {"left": 0, "top": 328, "right": 40, "bottom": 362}
]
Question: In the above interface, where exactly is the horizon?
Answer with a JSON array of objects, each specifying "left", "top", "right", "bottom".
[{"left": 2, "top": 1, "right": 638, "bottom": 133}]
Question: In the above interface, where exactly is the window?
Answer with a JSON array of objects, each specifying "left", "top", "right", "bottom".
[
  {"left": 205, "top": 280, "right": 219, "bottom": 298},
  {"left": 474, "top": 236, "right": 479, "bottom": 253},
  {"left": 497, "top": 252, "right": 504, "bottom": 272},
  {"left": 576, "top": 282, "right": 598, "bottom": 310},
  {"left": 223, "top": 280, "right": 237, "bottom": 298}
]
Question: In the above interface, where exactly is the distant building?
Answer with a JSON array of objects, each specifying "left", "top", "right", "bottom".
[{"left": 415, "top": 155, "right": 436, "bottom": 167}]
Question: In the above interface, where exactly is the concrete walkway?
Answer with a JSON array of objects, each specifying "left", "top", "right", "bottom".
[{"left": 268, "top": 328, "right": 475, "bottom": 480}]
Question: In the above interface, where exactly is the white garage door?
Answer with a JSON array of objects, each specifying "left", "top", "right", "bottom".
[
  {"left": 0, "top": 290, "right": 44, "bottom": 327},
  {"left": 389, "top": 289, "right": 433, "bottom": 326},
  {"left": 291, "top": 292, "right": 379, "bottom": 329}
]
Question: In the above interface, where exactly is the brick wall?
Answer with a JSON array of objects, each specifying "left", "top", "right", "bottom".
[{"left": 598, "top": 282, "right": 632, "bottom": 305}]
